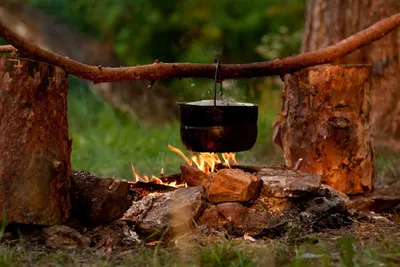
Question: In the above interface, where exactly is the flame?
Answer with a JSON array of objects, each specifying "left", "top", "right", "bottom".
[
  {"left": 168, "top": 144, "right": 238, "bottom": 174},
  {"left": 130, "top": 162, "right": 179, "bottom": 187},
  {"left": 129, "top": 145, "right": 238, "bottom": 190}
]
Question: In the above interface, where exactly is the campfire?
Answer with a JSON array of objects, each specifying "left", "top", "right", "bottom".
[
  {"left": 119, "top": 143, "right": 358, "bottom": 241},
  {"left": 128, "top": 144, "right": 239, "bottom": 194}
]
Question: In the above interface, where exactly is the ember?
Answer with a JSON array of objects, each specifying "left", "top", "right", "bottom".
[{"left": 168, "top": 144, "right": 238, "bottom": 174}]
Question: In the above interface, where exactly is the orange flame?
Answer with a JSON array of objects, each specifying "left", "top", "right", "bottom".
[
  {"left": 129, "top": 145, "right": 238, "bottom": 188},
  {"left": 130, "top": 162, "right": 179, "bottom": 187},
  {"left": 168, "top": 144, "right": 238, "bottom": 174}
]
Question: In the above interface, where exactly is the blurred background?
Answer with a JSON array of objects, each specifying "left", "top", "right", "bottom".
[{"left": 0, "top": 0, "right": 398, "bottom": 183}]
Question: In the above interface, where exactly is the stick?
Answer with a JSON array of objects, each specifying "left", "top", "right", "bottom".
[
  {"left": 0, "top": 45, "right": 16, "bottom": 54},
  {"left": 1, "top": 13, "right": 400, "bottom": 83}
]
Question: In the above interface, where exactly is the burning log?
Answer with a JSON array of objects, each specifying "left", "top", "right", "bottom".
[
  {"left": 71, "top": 170, "right": 139, "bottom": 226},
  {"left": 129, "top": 181, "right": 178, "bottom": 195},
  {"left": 159, "top": 173, "right": 184, "bottom": 185},
  {"left": 277, "top": 65, "right": 375, "bottom": 194},
  {"left": 0, "top": 56, "right": 71, "bottom": 225}
]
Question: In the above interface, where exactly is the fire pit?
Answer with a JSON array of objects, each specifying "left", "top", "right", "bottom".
[
  {"left": 37, "top": 146, "right": 400, "bottom": 253},
  {"left": 122, "top": 145, "right": 353, "bottom": 240}
]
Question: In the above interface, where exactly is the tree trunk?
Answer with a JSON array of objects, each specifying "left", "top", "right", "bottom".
[
  {"left": 0, "top": 56, "right": 71, "bottom": 225},
  {"left": 302, "top": 0, "right": 400, "bottom": 151},
  {"left": 280, "top": 65, "right": 374, "bottom": 194},
  {"left": 0, "top": 1, "right": 178, "bottom": 124}
]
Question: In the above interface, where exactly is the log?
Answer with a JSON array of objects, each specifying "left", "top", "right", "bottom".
[
  {"left": 215, "top": 163, "right": 263, "bottom": 174},
  {"left": 71, "top": 170, "right": 140, "bottom": 226},
  {"left": 180, "top": 165, "right": 262, "bottom": 203},
  {"left": 129, "top": 181, "right": 177, "bottom": 195},
  {"left": 0, "top": 56, "right": 71, "bottom": 224},
  {"left": 159, "top": 173, "right": 184, "bottom": 185},
  {"left": 278, "top": 64, "right": 375, "bottom": 194}
]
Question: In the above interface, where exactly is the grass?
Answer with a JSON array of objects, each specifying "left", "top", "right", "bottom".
[
  {"left": 375, "top": 149, "right": 400, "bottom": 185},
  {"left": 68, "top": 80, "right": 281, "bottom": 180},
  {"left": 0, "top": 234, "right": 400, "bottom": 266},
  {"left": 2, "top": 80, "right": 399, "bottom": 266}
]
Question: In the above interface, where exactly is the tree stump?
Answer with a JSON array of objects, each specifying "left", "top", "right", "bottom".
[
  {"left": 301, "top": 0, "right": 400, "bottom": 151},
  {"left": 278, "top": 64, "right": 375, "bottom": 194},
  {"left": 0, "top": 56, "right": 71, "bottom": 225}
]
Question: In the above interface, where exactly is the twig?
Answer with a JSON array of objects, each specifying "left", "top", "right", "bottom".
[
  {"left": 147, "top": 80, "right": 156, "bottom": 89},
  {"left": 0, "top": 45, "right": 17, "bottom": 55},
  {"left": 1, "top": 13, "right": 400, "bottom": 83},
  {"left": 293, "top": 158, "right": 303, "bottom": 171}
]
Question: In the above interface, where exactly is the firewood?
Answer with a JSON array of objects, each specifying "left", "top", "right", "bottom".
[
  {"left": 180, "top": 165, "right": 262, "bottom": 203},
  {"left": 159, "top": 173, "right": 184, "bottom": 185},
  {"left": 129, "top": 181, "right": 178, "bottom": 194},
  {"left": 71, "top": 170, "right": 138, "bottom": 226},
  {"left": 123, "top": 186, "right": 207, "bottom": 238},
  {"left": 215, "top": 163, "right": 263, "bottom": 174}
]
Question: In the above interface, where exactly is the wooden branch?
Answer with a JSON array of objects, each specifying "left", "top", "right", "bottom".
[
  {"left": 1, "top": 13, "right": 400, "bottom": 83},
  {"left": 0, "top": 45, "right": 16, "bottom": 53}
]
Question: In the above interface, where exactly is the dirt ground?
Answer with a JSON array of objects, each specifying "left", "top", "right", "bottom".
[{"left": 1, "top": 216, "right": 399, "bottom": 267}]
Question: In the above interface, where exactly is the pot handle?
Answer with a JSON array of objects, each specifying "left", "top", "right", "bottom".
[{"left": 213, "top": 59, "right": 223, "bottom": 108}]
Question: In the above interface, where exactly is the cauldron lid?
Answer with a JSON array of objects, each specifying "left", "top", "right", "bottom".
[{"left": 180, "top": 99, "right": 257, "bottom": 107}]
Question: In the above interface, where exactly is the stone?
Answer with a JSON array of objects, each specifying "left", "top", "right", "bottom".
[
  {"left": 71, "top": 170, "right": 138, "bottom": 226},
  {"left": 181, "top": 165, "right": 262, "bottom": 204},
  {"left": 42, "top": 225, "right": 90, "bottom": 249},
  {"left": 256, "top": 167, "right": 322, "bottom": 198},
  {"left": 123, "top": 186, "right": 207, "bottom": 238},
  {"left": 207, "top": 169, "right": 262, "bottom": 203},
  {"left": 180, "top": 165, "right": 207, "bottom": 186}
]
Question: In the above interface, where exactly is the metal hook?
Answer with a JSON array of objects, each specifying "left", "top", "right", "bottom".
[{"left": 213, "top": 60, "right": 223, "bottom": 107}]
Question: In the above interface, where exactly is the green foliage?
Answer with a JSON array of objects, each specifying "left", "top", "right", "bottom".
[
  {"left": 68, "top": 80, "right": 184, "bottom": 178},
  {"left": 0, "top": 247, "right": 15, "bottom": 267},
  {"left": 0, "top": 213, "right": 6, "bottom": 243},
  {"left": 337, "top": 236, "right": 356, "bottom": 267},
  {"left": 199, "top": 240, "right": 255, "bottom": 267},
  {"left": 29, "top": 0, "right": 305, "bottom": 66},
  {"left": 26, "top": 0, "right": 300, "bottom": 176}
]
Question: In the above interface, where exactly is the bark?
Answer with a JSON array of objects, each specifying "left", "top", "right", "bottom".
[
  {"left": 123, "top": 186, "right": 207, "bottom": 238},
  {"left": 302, "top": 0, "right": 400, "bottom": 150},
  {"left": 71, "top": 170, "right": 139, "bottom": 226},
  {"left": 0, "top": 1, "right": 178, "bottom": 124},
  {"left": 280, "top": 65, "right": 375, "bottom": 194},
  {"left": 0, "top": 56, "right": 71, "bottom": 225}
]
